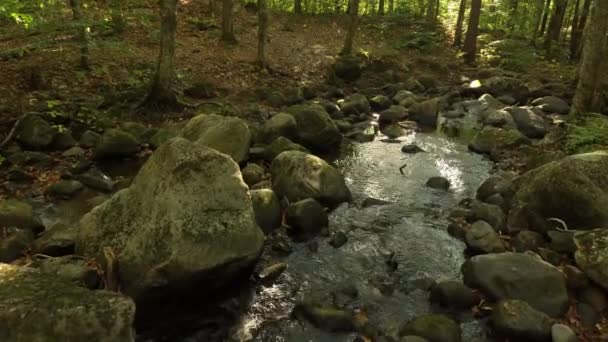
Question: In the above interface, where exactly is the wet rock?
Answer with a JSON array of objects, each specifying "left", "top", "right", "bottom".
[
  {"left": 468, "top": 126, "right": 527, "bottom": 155},
  {"left": 381, "top": 124, "right": 405, "bottom": 139},
  {"left": 287, "top": 104, "right": 343, "bottom": 151},
  {"left": 508, "top": 152, "right": 608, "bottom": 232},
  {"left": 462, "top": 252, "right": 568, "bottom": 317},
  {"left": 329, "top": 231, "right": 348, "bottom": 248},
  {"left": 271, "top": 150, "right": 351, "bottom": 207},
  {"left": 286, "top": 198, "right": 328, "bottom": 236},
  {"left": 51, "top": 131, "right": 77, "bottom": 150},
  {"left": 393, "top": 90, "right": 416, "bottom": 104},
  {"left": 430, "top": 281, "right": 479, "bottom": 310},
  {"left": 0, "top": 199, "right": 35, "bottom": 230},
  {"left": 379, "top": 105, "right": 408, "bottom": 124},
  {"left": 579, "top": 285, "right": 607, "bottom": 312},
  {"left": 0, "top": 228, "right": 34, "bottom": 262},
  {"left": 77, "top": 138, "right": 265, "bottom": 301},
  {"left": 574, "top": 229, "right": 608, "bottom": 291},
  {"left": 261, "top": 112, "right": 297, "bottom": 143},
  {"left": 370, "top": 95, "right": 392, "bottom": 111},
  {"left": 400, "top": 314, "right": 461, "bottom": 342},
  {"left": 0, "top": 263, "right": 135, "bottom": 342},
  {"left": 576, "top": 302, "right": 600, "bottom": 328},
  {"left": 16, "top": 151, "right": 54, "bottom": 167},
  {"left": 32, "top": 222, "right": 76, "bottom": 257},
  {"left": 314, "top": 99, "right": 341, "bottom": 115},
  {"left": 341, "top": 93, "right": 371, "bottom": 116},
  {"left": 551, "top": 324, "right": 577, "bottom": 342},
  {"left": 538, "top": 247, "right": 562, "bottom": 266},
  {"left": 447, "top": 222, "right": 467, "bottom": 241},
  {"left": 241, "top": 163, "right": 265, "bottom": 187},
  {"left": 484, "top": 109, "right": 515, "bottom": 127},
  {"left": 401, "top": 144, "right": 424, "bottom": 154},
  {"left": 492, "top": 299, "right": 553, "bottom": 342},
  {"left": 149, "top": 129, "right": 176, "bottom": 149},
  {"left": 32, "top": 255, "right": 100, "bottom": 289},
  {"left": 508, "top": 106, "right": 548, "bottom": 139},
  {"left": 293, "top": 301, "right": 356, "bottom": 332},
  {"left": 426, "top": 176, "right": 450, "bottom": 190},
  {"left": 335, "top": 119, "right": 353, "bottom": 133},
  {"left": 15, "top": 114, "right": 57, "bottom": 149},
  {"left": 465, "top": 220, "right": 506, "bottom": 254},
  {"left": 332, "top": 55, "right": 364, "bottom": 82},
  {"left": 512, "top": 230, "right": 545, "bottom": 252},
  {"left": 563, "top": 265, "right": 589, "bottom": 290},
  {"left": 410, "top": 98, "right": 441, "bottom": 128},
  {"left": 256, "top": 262, "right": 287, "bottom": 284},
  {"left": 401, "top": 337, "right": 429, "bottom": 342},
  {"left": 76, "top": 168, "right": 114, "bottom": 192},
  {"left": 79, "top": 130, "right": 101, "bottom": 148},
  {"left": 62, "top": 146, "right": 86, "bottom": 158},
  {"left": 479, "top": 76, "right": 530, "bottom": 102},
  {"left": 470, "top": 201, "right": 505, "bottom": 231},
  {"left": 93, "top": 129, "right": 139, "bottom": 160},
  {"left": 497, "top": 95, "right": 516, "bottom": 105},
  {"left": 250, "top": 189, "right": 281, "bottom": 235},
  {"left": 547, "top": 230, "right": 576, "bottom": 253},
  {"left": 532, "top": 96, "right": 570, "bottom": 115},
  {"left": 47, "top": 180, "right": 84, "bottom": 198},
  {"left": 263, "top": 136, "right": 310, "bottom": 161},
  {"left": 181, "top": 114, "right": 251, "bottom": 163},
  {"left": 362, "top": 197, "right": 391, "bottom": 208}
]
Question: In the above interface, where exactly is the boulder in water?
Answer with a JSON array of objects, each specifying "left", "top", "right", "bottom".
[
  {"left": 507, "top": 106, "right": 548, "bottom": 139},
  {"left": 340, "top": 93, "right": 371, "bottom": 116},
  {"left": 379, "top": 105, "right": 408, "bottom": 124},
  {"left": 287, "top": 104, "right": 342, "bottom": 151},
  {"left": 468, "top": 126, "right": 527, "bottom": 155},
  {"left": 491, "top": 299, "right": 554, "bottom": 342},
  {"left": 574, "top": 229, "right": 608, "bottom": 291},
  {"left": 400, "top": 314, "right": 461, "bottom": 342},
  {"left": 250, "top": 189, "right": 282, "bottom": 235},
  {"left": 93, "top": 129, "right": 139, "bottom": 160},
  {"left": 261, "top": 112, "right": 298, "bottom": 143},
  {"left": 465, "top": 220, "right": 506, "bottom": 254},
  {"left": 426, "top": 176, "right": 450, "bottom": 190},
  {"left": 286, "top": 198, "right": 328, "bottom": 236},
  {"left": 410, "top": 98, "right": 441, "bottom": 128},
  {"left": 429, "top": 281, "right": 479, "bottom": 310},
  {"left": 263, "top": 136, "right": 310, "bottom": 161}
]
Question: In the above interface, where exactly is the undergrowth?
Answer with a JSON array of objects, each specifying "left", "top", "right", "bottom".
[{"left": 566, "top": 113, "right": 608, "bottom": 153}]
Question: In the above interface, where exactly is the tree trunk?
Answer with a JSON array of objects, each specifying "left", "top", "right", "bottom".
[
  {"left": 221, "top": 0, "right": 237, "bottom": 43},
  {"left": 256, "top": 0, "right": 268, "bottom": 68},
  {"left": 571, "top": 0, "right": 608, "bottom": 115},
  {"left": 544, "top": 0, "right": 567, "bottom": 50},
  {"left": 453, "top": 0, "right": 467, "bottom": 47},
  {"left": 342, "top": 0, "right": 360, "bottom": 55},
  {"left": 388, "top": 0, "right": 394, "bottom": 13},
  {"left": 295, "top": 0, "right": 303, "bottom": 14},
  {"left": 508, "top": 0, "right": 518, "bottom": 33},
  {"left": 145, "top": 0, "right": 179, "bottom": 108},
  {"left": 426, "top": 0, "right": 435, "bottom": 23},
  {"left": 572, "top": 0, "right": 591, "bottom": 59},
  {"left": 539, "top": 0, "right": 552, "bottom": 36},
  {"left": 566, "top": 0, "right": 579, "bottom": 48},
  {"left": 434, "top": 0, "right": 440, "bottom": 22},
  {"left": 531, "top": 0, "right": 545, "bottom": 45},
  {"left": 463, "top": 0, "right": 481, "bottom": 65},
  {"left": 69, "top": 0, "right": 90, "bottom": 70},
  {"left": 378, "top": 0, "right": 384, "bottom": 15},
  {"left": 110, "top": 0, "right": 126, "bottom": 34}
]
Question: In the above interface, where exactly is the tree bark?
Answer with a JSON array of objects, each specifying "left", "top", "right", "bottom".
[
  {"left": 434, "top": 0, "right": 440, "bottom": 22},
  {"left": 341, "top": 0, "right": 360, "bottom": 55},
  {"left": 453, "top": 0, "right": 467, "bottom": 47},
  {"left": 508, "top": 0, "right": 518, "bottom": 33},
  {"left": 539, "top": 0, "right": 552, "bottom": 36},
  {"left": 256, "top": 0, "right": 268, "bottom": 68},
  {"left": 426, "top": 0, "right": 435, "bottom": 24},
  {"left": 378, "top": 0, "right": 384, "bottom": 15},
  {"left": 544, "top": 0, "right": 567, "bottom": 50},
  {"left": 69, "top": 0, "right": 90, "bottom": 70},
  {"left": 571, "top": 0, "right": 608, "bottom": 115},
  {"left": 145, "top": 0, "right": 179, "bottom": 108},
  {"left": 463, "top": 0, "right": 481, "bottom": 65},
  {"left": 572, "top": 0, "right": 591, "bottom": 59},
  {"left": 568, "top": 0, "right": 580, "bottom": 52},
  {"left": 110, "top": 0, "right": 126, "bottom": 34},
  {"left": 294, "top": 0, "right": 303, "bottom": 14},
  {"left": 388, "top": 0, "right": 394, "bottom": 13},
  {"left": 531, "top": 0, "right": 545, "bottom": 46},
  {"left": 221, "top": 0, "right": 237, "bottom": 43}
]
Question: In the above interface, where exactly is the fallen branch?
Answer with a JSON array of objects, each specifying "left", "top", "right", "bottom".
[{"left": 0, "top": 116, "right": 22, "bottom": 149}]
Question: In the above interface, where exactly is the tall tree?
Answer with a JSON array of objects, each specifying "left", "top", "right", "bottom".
[
  {"left": 571, "top": 0, "right": 592, "bottom": 59},
  {"left": 110, "top": 0, "right": 126, "bottom": 34},
  {"left": 388, "top": 0, "right": 394, "bottom": 13},
  {"left": 571, "top": 0, "right": 608, "bottom": 115},
  {"left": 378, "top": 0, "right": 384, "bottom": 15},
  {"left": 531, "top": 0, "right": 546, "bottom": 45},
  {"left": 295, "top": 0, "right": 303, "bottom": 14},
  {"left": 463, "top": 0, "right": 481, "bottom": 65},
  {"left": 69, "top": 0, "right": 90, "bottom": 70},
  {"left": 342, "top": 0, "right": 360, "bottom": 55},
  {"left": 453, "top": 0, "right": 467, "bottom": 47},
  {"left": 221, "top": 0, "right": 237, "bottom": 43},
  {"left": 569, "top": 0, "right": 581, "bottom": 59},
  {"left": 256, "top": 0, "right": 268, "bottom": 68},
  {"left": 144, "top": 0, "right": 179, "bottom": 108},
  {"left": 508, "top": 0, "right": 519, "bottom": 33},
  {"left": 426, "top": 0, "right": 435, "bottom": 24},
  {"left": 539, "top": 0, "right": 552, "bottom": 36},
  {"left": 543, "top": 0, "right": 568, "bottom": 50}
]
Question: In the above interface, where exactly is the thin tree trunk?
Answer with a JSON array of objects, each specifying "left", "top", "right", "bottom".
[
  {"left": 571, "top": 0, "right": 608, "bottom": 115},
  {"left": 378, "top": 0, "right": 384, "bottom": 15},
  {"left": 434, "top": 0, "right": 440, "bottom": 23},
  {"left": 145, "top": 0, "right": 179, "bottom": 108},
  {"left": 508, "top": 0, "right": 518, "bottom": 33},
  {"left": 426, "top": 0, "right": 435, "bottom": 23},
  {"left": 453, "top": 0, "right": 467, "bottom": 47},
  {"left": 256, "top": 0, "right": 268, "bottom": 68},
  {"left": 463, "top": 0, "right": 481, "bottom": 65},
  {"left": 544, "top": 0, "right": 567, "bottom": 50},
  {"left": 539, "top": 0, "right": 552, "bottom": 36},
  {"left": 110, "top": 0, "right": 126, "bottom": 34},
  {"left": 69, "top": 0, "right": 90, "bottom": 70},
  {"left": 531, "top": 0, "right": 545, "bottom": 45},
  {"left": 388, "top": 0, "right": 394, "bottom": 13},
  {"left": 572, "top": 0, "right": 591, "bottom": 59},
  {"left": 342, "top": 0, "right": 360, "bottom": 55},
  {"left": 295, "top": 0, "right": 303, "bottom": 14},
  {"left": 221, "top": 0, "right": 237, "bottom": 43}
]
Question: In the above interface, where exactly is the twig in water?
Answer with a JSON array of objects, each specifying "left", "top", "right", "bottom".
[{"left": 399, "top": 164, "right": 407, "bottom": 175}]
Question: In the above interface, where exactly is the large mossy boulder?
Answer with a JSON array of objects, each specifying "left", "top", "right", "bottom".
[
  {"left": 332, "top": 55, "right": 365, "bottom": 82},
  {"left": 574, "top": 229, "right": 608, "bottom": 291},
  {"left": 180, "top": 114, "right": 252, "bottom": 163},
  {"left": 340, "top": 93, "right": 371, "bottom": 116},
  {"left": 491, "top": 299, "right": 554, "bottom": 342},
  {"left": 508, "top": 106, "right": 548, "bottom": 139},
  {"left": 462, "top": 252, "right": 568, "bottom": 317},
  {"left": 76, "top": 138, "right": 264, "bottom": 302},
  {"left": 0, "top": 263, "right": 135, "bottom": 342},
  {"left": 468, "top": 126, "right": 527, "bottom": 155},
  {"left": 508, "top": 151, "right": 608, "bottom": 232},
  {"left": 15, "top": 114, "right": 57, "bottom": 150},
  {"left": 287, "top": 104, "right": 342, "bottom": 151},
  {"left": 0, "top": 199, "right": 35, "bottom": 230},
  {"left": 93, "top": 129, "right": 140, "bottom": 160},
  {"left": 400, "top": 314, "right": 462, "bottom": 342},
  {"left": 263, "top": 136, "right": 310, "bottom": 161},
  {"left": 271, "top": 150, "right": 351, "bottom": 207},
  {"left": 261, "top": 112, "right": 298, "bottom": 143},
  {"left": 250, "top": 189, "right": 282, "bottom": 235}
]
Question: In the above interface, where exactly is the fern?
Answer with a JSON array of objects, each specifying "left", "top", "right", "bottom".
[{"left": 566, "top": 114, "right": 608, "bottom": 153}]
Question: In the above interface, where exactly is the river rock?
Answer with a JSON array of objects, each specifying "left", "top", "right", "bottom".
[
  {"left": 250, "top": 189, "right": 282, "bottom": 235},
  {"left": 476, "top": 172, "right": 515, "bottom": 201},
  {"left": 465, "top": 220, "right": 506, "bottom": 254},
  {"left": 263, "top": 136, "right": 310, "bottom": 162},
  {"left": 241, "top": 163, "right": 265, "bottom": 187},
  {"left": 287, "top": 104, "right": 342, "bottom": 151},
  {"left": 47, "top": 180, "right": 84, "bottom": 198},
  {"left": 0, "top": 228, "right": 33, "bottom": 262},
  {"left": 332, "top": 55, "right": 364, "bottom": 82},
  {"left": 76, "top": 168, "right": 114, "bottom": 192},
  {"left": 547, "top": 230, "right": 576, "bottom": 253},
  {"left": 381, "top": 124, "right": 405, "bottom": 139},
  {"left": 508, "top": 151, "right": 608, "bottom": 232},
  {"left": 293, "top": 301, "right": 356, "bottom": 332},
  {"left": 508, "top": 106, "right": 548, "bottom": 139},
  {"left": 0, "top": 199, "right": 35, "bottom": 230},
  {"left": 341, "top": 93, "right": 371, "bottom": 116},
  {"left": 93, "top": 129, "right": 139, "bottom": 160},
  {"left": 430, "top": 281, "right": 479, "bottom": 310},
  {"left": 379, "top": 105, "right": 408, "bottom": 124},
  {"left": 261, "top": 112, "right": 298, "bottom": 143},
  {"left": 0, "top": 263, "right": 135, "bottom": 342},
  {"left": 286, "top": 198, "right": 328, "bottom": 236},
  {"left": 79, "top": 130, "right": 101, "bottom": 148},
  {"left": 329, "top": 231, "right": 348, "bottom": 248},
  {"left": 574, "top": 229, "right": 608, "bottom": 291},
  {"left": 579, "top": 285, "right": 608, "bottom": 312},
  {"left": 271, "top": 150, "right": 351, "bottom": 207},
  {"left": 370, "top": 95, "right": 392, "bottom": 111},
  {"left": 33, "top": 222, "right": 76, "bottom": 257},
  {"left": 551, "top": 324, "right": 577, "bottom": 342},
  {"left": 76, "top": 138, "right": 264, "bottom": 301},
  {"left": 462, "top": 252, "right": 568, "bottom": 317},
  {"left": 512, "top": 230, "right": 545, "bottom": 252},
  {"left": 532, "top": 96, "right": 570, "bottom": 115},
  {"left": 149, "top": 129, "right": 176, "bottom": 149},
  {"left": 410, "top": 98, "right": 440, "bottom": 128},
  {"left": 492, "top": 299, "right": 553, "bottom": 342},
  {"left": 180, "top": 114, "right": 251, "bottom": 163},
  {"left": 402, "top": 144, "right": 425, "bottom": 154},
  {"left": 393, "top": 90, "right": 416, "bottom": 103},
  {"left": 51, "top": 131, "right": 77, "bottom": 150},
  {"left": 32, "top": 255, "right": 100, "bottom": 289},
  {"left": 426, "top": 176, "right": 450, "bottom": 190},
  {"left": 468, "top": 126, "right": 527, "bottom": 155},
  {"left": 400, "top": 314, "right": 461, "bottom": 342},
  {"left": 480, "top": 76, "right": 530, "bottom": 102},
  {"left": 470, "top": 201, "right": 506, "bottom": 231},
  {"left": 15, "top": 114, "right": 57, "bottom": 150},
  {"left": 62, "top": 146, "right": 86, "bottom": 158}
]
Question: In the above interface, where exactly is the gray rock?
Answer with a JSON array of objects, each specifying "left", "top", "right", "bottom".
[
  {"left": 93, "top": 129, "right": 139, "bottom": 160},
  {"left": 0, "top": 229, "right": 34, "bottom": 262},
  {"left": 48, "top": 180, "right": 84, "bottom": 198},
  {"left": 261, "top": 113, "right": 297, "bottom": 143},
  {"left": 250, "top": 189, "right": 281, "bottom": 235},
  {"left": 149, "top": 129, "right": 176, "bottom": 149},
  {"left": 426, "top": 176, "right": 450, "bottom": 190},
  {"left": 563, "top": 265, "right": 589, "bottom": 290},
  {"left": 512, "top": 230, "right": 545, "bottom": 252},
  {"left": 393, "top": 90, "right": 416, "bottom": 103},
  {"left": 76, "top": 138, "right": 264, "bottom": 301},
  {"left": 400, "top": 314, "right": 461, "bottom": 342},
  {"left": 241, "top": 163, "right": 265, "bottom": 187},
  {"left": 15, "top": 114, "right": 57, "bottom": 150},
  {"left": 532, "top": 96, "right": 570, "bottom": 115},
  {"left": 579, "top": 285, "right": 607, "bottom": 312},
  {"left": 32, "top": 255, "right": 100, "bottom": 289},
  {"left": 271, "top": 150, "right": 351, "bottom": 207},
  {"left": 401, "top": 144, "right": 425, "bottom": 154},
  {"left": 370, "top": 95, "right": 392, "bottom": 111},
  {"left": 340, "top": 93, "right": 371, "bottom": 116},
  {"left": 293, "top": 301, "right": 356, "bottom": 332},
  {"left": 362, "top": 197, "right": 391, "bottom": 207},
  {"left": 430, "top": 281, "right": 479, "bottom": 310},
  {"left": 379, "top": 105, "right": 408, "bottom": 124},
  {"left": 470, "top": 201, "right": 506, "bottom": 231},
  {"left": 492, "top": 299, "right": 553, "bottom": 342},
  {"left": 463, "top": 252, "right": 569, "bottom": 317},
  {"left": 329, "top": 231, "right": 348, "bottom": 248},
  {"left": 508, "top": 106, "right": 548, "bottom": 139},
  {"left": 468, "top": 126, "right": 526, "bottom": 155},
  {"left": 548, "top": 230, "right": 576, "bottom": 253},
  {"left": 0, "top": 199, "right": 35, "bottom": 230},
  {"left": 286, "top": 198, "right": 328, "bottom": 235},
  {"left": 465, "top": 220, "right": 506, "bottom": 254},
  {"left": 551, "top": 324, "right": 577, "bottom": 342},
  {"left": 574, "top": 229, "right": 608, "bottom": 291},
  {"left": 263, "top": 136, "right": 309, "bottom": 161},
  {"left": 287, "top": 104, "right": 342, "bottom": 151},
  {"left": 51, "top": 131, "right": 77, "bottom": 150},
  {"left": 410, "top": 98, "right": 441, "bottom": 128},
  {"left": 76, "top": 168, "right": 114, "bottom": 192},
  {"left": 0, "top": 263, "right": 135, "bottom": 342},
  {"left": 62, "top": 146, "right": 86, "bottom": 158},
  {"left": 180, "top": 114, "right": 251, "bottom": 163},
  {"left": 476, "top": 173, "right": 514, "bottom": 201},
  {"left": 381, "top": 124, "right": 405, "bottom": 139},
  {"left": 256, "top": 262, "right": 287, "bottom": 283},
  {"left": 32, "top": 222, "right": 76, "bottom": 257},
  {"left": 79, "top": 130, "right": 101, "bottom": 148}
]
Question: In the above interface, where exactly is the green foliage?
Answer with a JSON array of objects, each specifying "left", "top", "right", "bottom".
[
  {"left": 566, "top": 114, "right": 608, "bottom": 153},
  {"left": 481, "top": 39, "right": 537, "bottom": 72},
  {"left": 396, "top": 31, "right": 436, "bottom": 50}
]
